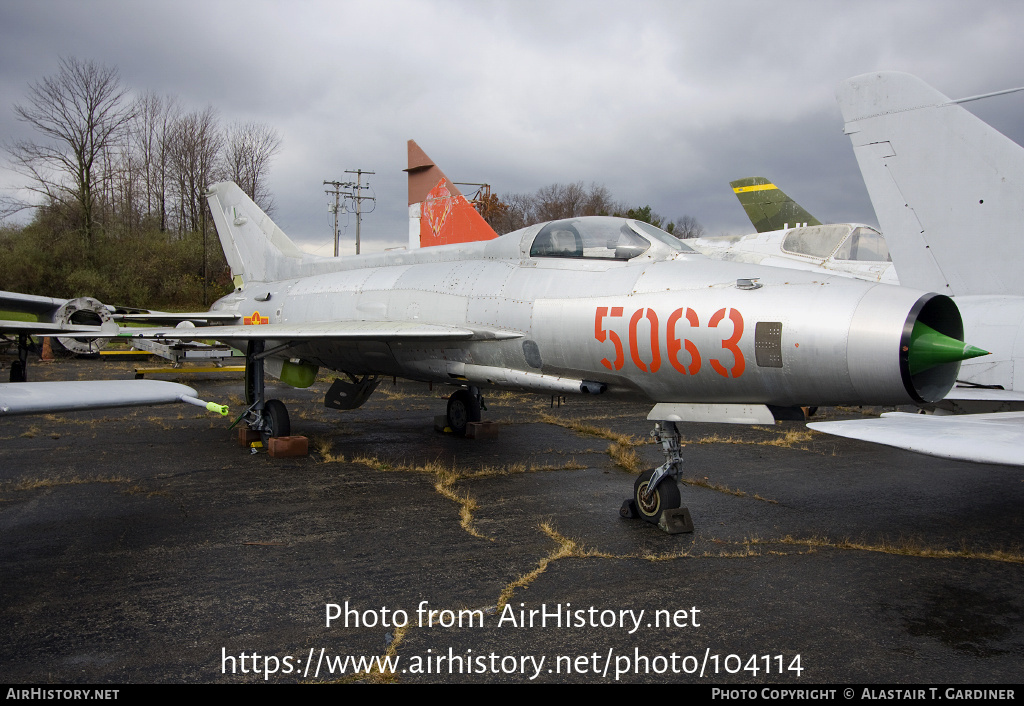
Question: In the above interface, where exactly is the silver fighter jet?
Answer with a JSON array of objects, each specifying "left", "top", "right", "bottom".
[{"left": 123, "top": 181, "right": 985, "bottom": 530}]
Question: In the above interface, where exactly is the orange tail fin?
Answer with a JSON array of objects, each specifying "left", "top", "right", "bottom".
[{"left": 405, "top": 140, "right": 499, "bottom": 248}]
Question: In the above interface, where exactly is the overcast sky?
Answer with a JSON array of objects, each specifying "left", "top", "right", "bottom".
[{"left": 2, "top": 0, "right": 1023, "bottom": 254}]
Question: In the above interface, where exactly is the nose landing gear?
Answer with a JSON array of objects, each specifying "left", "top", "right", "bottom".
[{"left": 620, "top": 421, "right": 694, "bottom": 533}]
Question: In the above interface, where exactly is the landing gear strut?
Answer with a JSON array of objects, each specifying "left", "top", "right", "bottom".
[
  {"left": 446, "top": 386, "right": 483, "bottom": 436},
  {"left": 240, "top": 339, "right": 290, "bottom": 444},
  {"left": 621, "top": 421, "right": 694, "bottom": 533},
  {"left": 9, "top": 333, "right": 29, "bottom": 382}
]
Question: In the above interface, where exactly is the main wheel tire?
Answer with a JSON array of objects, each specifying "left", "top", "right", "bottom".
[
  {"left": 263, "top": 399, "right": 291, "bottom": 439},
  {"left": 633, "top": 469, "right": 681, "bottom": 523},
  {"left": 446, "top": 389, "right": 481, "bottom": 436}
]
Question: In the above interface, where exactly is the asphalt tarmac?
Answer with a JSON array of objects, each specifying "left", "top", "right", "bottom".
[{"left": 1, "top": 355, "right": 1022, "bottom": 684}]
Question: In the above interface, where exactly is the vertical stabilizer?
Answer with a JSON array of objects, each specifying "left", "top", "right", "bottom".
[
  {"left": 729, "top": 177, "right": 821, "bottom": 232},
  {"left": 405, "top": 140, "right": 498, "bottom": 248},
  {"left": 837, "top": 72, "right": 1024, "bottom": 296},
  {"left": 206, "top": 182, "right": 309, "bottom": 286}
]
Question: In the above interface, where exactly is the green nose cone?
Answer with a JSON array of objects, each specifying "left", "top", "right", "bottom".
[{"left": 908, "top": 322, "right": 989, "bottom": 375}]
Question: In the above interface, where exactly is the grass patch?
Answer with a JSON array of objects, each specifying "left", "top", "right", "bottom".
[
  {"left": 539, "top": 413, "right": 640, "bottom": 446},
  {"left": 682, "top": 476, "right": 777, "bottom": 504},
  {"left": 5, "top": 474, "right": 131, "bottom": 492},
  {"left": 763, "top": 535, "right": 1024, "bottom": 564},
  {"left": 349, "top": 455, "right": 591, "bottom": 540},
  {"left": 607, "top": 442, "right": 642, "bottom": 473}
]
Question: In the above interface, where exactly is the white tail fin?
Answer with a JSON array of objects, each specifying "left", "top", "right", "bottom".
[
  {"left": 206, "top": 182, "right": 311, "bottom": 286},
  {"left": 837, "top": 71, "right": 1024, "bottom": 296}
]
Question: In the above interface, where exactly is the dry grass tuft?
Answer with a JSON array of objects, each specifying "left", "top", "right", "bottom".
[
  {"left": 497, "top": 522, "right": 614, "bottom": 609},
  {"left": 312, "top": 436, "right": 345, "bottom": 464},
  {"left": 5, "top": 474, "right": 131, "bottom": 492},
  {"left": 607, "top": 442, "right": 642, "bottom": 474},
  {"left": 764, "top": 534, "right": 1024, "bottom": 564},
  {"left": 538, "top": 413, "right": 640, "bottom": 447},
  {"left": 681, "top": 476, "right": 778, "bottom": 504}
]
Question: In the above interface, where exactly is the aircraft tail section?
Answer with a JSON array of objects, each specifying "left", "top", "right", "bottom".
[
  {"left": 406, "top": 140, "right": 498, "bottom": 248},
  {"left": 729, "top": 177, "right": 821, "bottom": 232},
  {"left": 206, "top": 182, "right": 310, "bottom": 286},
  {"left": 837, "top": 71, "right": 1024, "bottom": 296}
]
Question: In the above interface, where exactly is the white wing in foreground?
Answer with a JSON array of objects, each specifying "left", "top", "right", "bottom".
[
  {"left": 808, "top": 412, "right": 1024, "bottom": 467},
  {"left": 0, "top": 380, "right": 228, "bottom": 417}
]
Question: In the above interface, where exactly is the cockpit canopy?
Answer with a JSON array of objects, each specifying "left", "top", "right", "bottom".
[
  {"left": 782, "top": 224, "right": 891, "bottom": 262},
  {"left": 529, "top": 216, "right": 694, "bottom": 261}
]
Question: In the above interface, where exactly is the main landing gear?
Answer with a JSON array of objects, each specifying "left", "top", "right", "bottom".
[
  {"left": 445, "top": 386, "right": 483, "bottom": 436},
  {"left": 239, "top": 340, "right": 290, "bottom": 443},
  {"left": 621, "top": 421, "right": 694, "bottom": 533},
  {"left": 9, "top": 333, "right": 30, "bottom": 382}
]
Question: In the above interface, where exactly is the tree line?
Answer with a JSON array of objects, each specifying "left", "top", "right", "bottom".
[
  {"left": 1, "top": 58, "right": 705, "bottom": 311},
  {"left": 1, "top": 57, "right": 281, "bottom": 308},
  {"left": 477, "top": 181, "right": 705, "bottom": 238}
]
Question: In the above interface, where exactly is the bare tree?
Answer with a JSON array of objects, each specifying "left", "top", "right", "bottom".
[
  {"left": 670, "top": 215, "right": 705, "bottom": 239},
  {"left": 9, "top": 57, "right": 135, "bottom": 241},
  {"left": 131, "top": 92, "right": 180, "bottom": 232},
  {"left": 222, "top": 121, "right": 282, "bottom": 213},
  {"left": 168, "top": 106, "right": 223, "bottom": 234}
]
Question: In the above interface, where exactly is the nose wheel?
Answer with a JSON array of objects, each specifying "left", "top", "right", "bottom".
[
  {"left": 620, "top": 421, "right": 693, "bottom": 533},
  {"left": 261, "top": 398, "right": 291, "bottom": 442},
  {"left": 633, "top": 468, "right": 681, "bottom": 521}
]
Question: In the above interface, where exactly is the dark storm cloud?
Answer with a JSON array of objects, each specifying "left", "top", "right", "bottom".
[{"left": 2, "top": 0, "right": 1023, "bottom": 251}]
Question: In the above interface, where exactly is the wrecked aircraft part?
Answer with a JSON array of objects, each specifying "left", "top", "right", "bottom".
[
  {"left": 54, "top": 297, "right": 117, "bottom": 355},
  {"left": 324, "top": 375, "right": 382, "bottom": 410}
]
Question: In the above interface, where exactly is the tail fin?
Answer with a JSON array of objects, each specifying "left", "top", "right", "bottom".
[
  {"left": 837, "top": 71, "right": 1024, "bottom": 296},
  {"left": 729, "top": 177, "right": 821, "bottom": 232},
  {"left": 405, "top": 140, "right": 499, "bottom": 248},
  {"left": 206, "top": 182, "right": 309, "bottom": 286}
]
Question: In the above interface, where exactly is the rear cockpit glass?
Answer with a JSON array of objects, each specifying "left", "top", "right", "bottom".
[
  {"left": 833, "top": 226, "right": 891, "bottom": 262},
  {"left": 781, "top": 224, "right": 891, "bottom": 262},
  {"left": 530, "top": 218, "right": 650, "bottom": 260}
]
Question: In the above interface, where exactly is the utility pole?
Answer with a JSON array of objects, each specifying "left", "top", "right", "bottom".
[
  {"left": 323, "top": 180, "right": 353, "bottom": 257},
  {"left": 344, "top": 169, "right": 375, "bottom": 255}
]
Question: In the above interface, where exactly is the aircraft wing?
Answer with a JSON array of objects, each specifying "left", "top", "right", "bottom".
[
  {"left": 0, "top": 320, "right": 114, "bottom": 335},
  {"left": 113, "top": 321, "right": 522, "bottom": 342},
  {"left": 0, "top": 380, "right": 227, "bottom": 417},
  {"left": 808, "top": 412, "right": 1024, "bottom": 467},
  {"left": 0, "top": 290, "right": 67, "bottom": 317}
]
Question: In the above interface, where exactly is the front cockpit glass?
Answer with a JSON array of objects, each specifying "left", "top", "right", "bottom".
[
  {"left": 833, "top": 226, "right": 891, "bottom": 262},
  {"left": 530, "top": 218, "right": 651, "bottom": 260},
  {"left": 628, "top": 220, "right": 695, "bottom": 252},
  {"left": 781, "top": 225, "right": 850, "bottom": 258}
]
